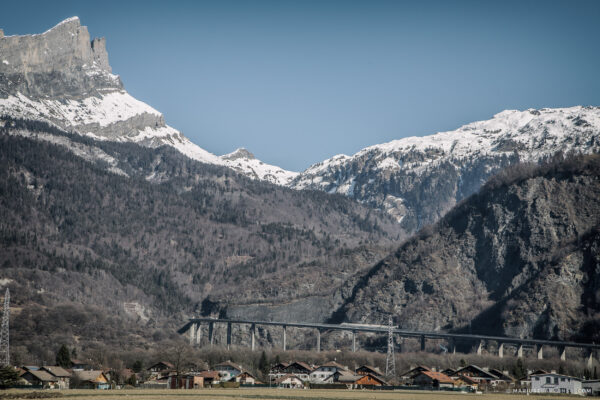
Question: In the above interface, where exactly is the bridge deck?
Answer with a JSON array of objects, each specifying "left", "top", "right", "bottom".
[{"left": 181, "top": 317, "right": 600, "bottom": 350}]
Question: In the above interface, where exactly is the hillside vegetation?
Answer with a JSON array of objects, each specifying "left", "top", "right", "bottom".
[
  {"left": 0, "top": 117, "right": 403, "bottom": 361},
  {"left": 332, "top": 153, "right": 600, "bottom": 343}
]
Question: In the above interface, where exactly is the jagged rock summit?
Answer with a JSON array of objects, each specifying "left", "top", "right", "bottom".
[{"left": 0, "top": 17, "right": 297, "bottom": 185}]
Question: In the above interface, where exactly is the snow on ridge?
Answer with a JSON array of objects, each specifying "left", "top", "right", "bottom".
[
  {"left": 0, "top": 91, "right": 161, "bottom": 128},
  {"left": 220, "top": 152, "right": 298, "bottom": 186},
  {"left": 300, "top": 105, "right": 600, "bottom": 177}
]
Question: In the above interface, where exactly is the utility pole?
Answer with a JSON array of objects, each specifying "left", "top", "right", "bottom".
[
  {"left": 385, "top": 315, "right": 395, "bottom": 379},
  {"left": 0, "top": 288, "right": 10, "bottom": 366}
]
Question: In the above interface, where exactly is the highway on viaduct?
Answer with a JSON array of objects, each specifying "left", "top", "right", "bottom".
[{"left": 180, "top": 317, "right": 599, "bottom": 366}]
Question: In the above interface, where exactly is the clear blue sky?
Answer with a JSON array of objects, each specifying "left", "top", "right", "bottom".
[{"left": 2, "top": 0, "right": 600, "bottom": 171}]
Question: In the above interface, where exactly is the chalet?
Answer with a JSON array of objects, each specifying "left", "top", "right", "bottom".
[
  {"left": 530, "top": 372, "right": 583, "bottom": 394},
  {"left": 453, "top": 375, "right": 478, "bottom": 391},
  {"left": 214, "top": 361, "right": 244, "bottom": 381},
  {"left": 335, "top": 372, "right": 363, "bottom": 388},
  {"left": 268, "top": 362, "right": 289, "bottom": 383},
  {"left": 147, "top": 361, "right": 175, "bottom": 375},
  {"left": 40, "top": 366, "right": 71, "bottom": 389},
  {"left": 441, "top": 368, "right": 456, "bottom": 376},
  {"left": 400, "top": 365, "right": 430, "bottom": 383},
  {"left": 452, "top": 365, "right": 498, "bottom": 385},
  {"left": 21, "top": 370, "right": 59, "bottom": 389},
  {"left": 354, "top": 373, "right": 387, "bottom": 387},
  {"left": 309, "top": 361, "right": 348, "bottom": 383},
  {"left": 488, "top": 368, "right": 515, "bottom": 387},
  {"left": 232, "top": 371, "right": 259, "bottom": 385},
  {"left": 275, "top": 373, "right": 304, "bottom": 388},
  {"left": 198, "top": 370, "right": 221, "bottom": 386},
  {"left": 355, "top": 365, "right": 383, "bottom": 377},
  {"left": 72, "top": 370, "right": 110, "bottom": 389},
  {"left": 282, "top": 361, "right": 312, "bottom": 381},
  {"left": 167, "top": 374, "right": 204, "bottom": 389},
  {"left": 413, "top": 371, "right": 454, "bottom": 388}
]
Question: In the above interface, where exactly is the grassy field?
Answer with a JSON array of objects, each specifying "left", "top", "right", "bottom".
[{"left": 4, "top": 388, "right": 578, "bottom": 400}]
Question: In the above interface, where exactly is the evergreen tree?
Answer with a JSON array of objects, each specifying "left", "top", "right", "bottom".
[
  {"left": 512, "top": 358, "right": 526, "bottom": 378},
  {"left": 0, "top": 366, "right": 20, "bottom": 389},
  {"left": 56, "top": 344, "right": 72, "bottom": 368},
  {"left": 258, "top": 351, "right": 269, "bottom": 377},
  {"left": 132, "top": 360, "right": 143, "bottom": 373}
]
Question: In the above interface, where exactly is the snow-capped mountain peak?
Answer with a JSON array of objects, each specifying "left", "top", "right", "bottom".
[
  {"left": 0, "top": 17, "right": 297, "bottom": 184},
  {"left": 292, "top": 106, "right": 600, "bottom": 229}
]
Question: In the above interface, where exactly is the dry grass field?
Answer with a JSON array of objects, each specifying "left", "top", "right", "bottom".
[{"left": 4, "top": 388, "right": 578, "bottom": 400}]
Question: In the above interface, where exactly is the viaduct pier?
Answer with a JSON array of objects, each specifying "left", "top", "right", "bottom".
[{"left": 179, "top": 317, "right": 599, "bottom": 367}]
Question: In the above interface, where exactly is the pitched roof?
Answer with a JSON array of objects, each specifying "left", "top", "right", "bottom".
[
  {"left": 275, "top": 373, "right": 303, "bottom": 384},
  {"left": 74, "top": 370, "right": 105, "bottom": 382},
  {"left": 489, "top": 368, "right": 514, "bottom": 381},
  {"left": 319, "top": 361, "right": 346, "bottom": 369},
  {"left": 356, "top": 373, "right": 388, "bottom": 385},
  {"left": 198, "top": 371, "right": 221, "bottom": 379},
  {"left": 26, "top": 370, "right": 58, "bottom": 382},
  {"left": 453, "top": 365, "right": 498, "bottom": 379},
  {"left": 400, "top": 365, "right": 430, "bottom": 377},
  {"left": 336, "top": 374, "right": 363, "bottom": 383},
  {"left": 356, "top": 365, "right": 383, "bottom": 376},
  {"left": 285, "top": 361, "right": 312, "bottom": 372},
  {"left": 148, "top": 361, "right": 175, "bottom": 370},
  {"left": 214, "top": 361, "right": 243, "bottom": 371},
  {"left": 418, "top": 371, "right": 454, "bottom": 384},
  {"left": 41, "top": 366, "right": 71, "bottom": 377}
]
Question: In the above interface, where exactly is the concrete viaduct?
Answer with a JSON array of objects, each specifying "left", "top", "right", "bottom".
[{"left": 179, "top": 317, "right": 599, "bottom": 367}]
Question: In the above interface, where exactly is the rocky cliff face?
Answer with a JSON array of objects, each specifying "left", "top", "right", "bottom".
[
  {"left": 0, "top": 17, "right": 119, "bottom": 99},
  {"left": 292, "top": 108, "right": 600, "bottom": 232},
  {"left": 0, "top": 18, "right": 297, "bottom": 184},
  {"left": 332, "top": 154, "right": 600, "bottom": 342}
]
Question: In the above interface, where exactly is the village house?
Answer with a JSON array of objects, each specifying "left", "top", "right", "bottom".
[
  {"left": 197, "top": 371, "right": 221, "bottom": 386},
  {"left": 167, "top": 374, "right": 204, "bottom": 389},
  {"left": 530, "top": 372, "right": 583, "bottom": 395},
  {"left": 268, "top": 362, "right": 289, "bottom": 383},
  {"left": 20, "top": 369, "right": 59, "bottom": 389},
  {"left": 453, "top": 375, "right": 479, "bottom": 391},
  {"left": 147, "top": 361, "right": 175, "bottom": 376},
  {"left": 282, "top": 361, "right": 312, "bottom": 381},
  {"left": 353, "top": 373, "right": 387, "bottom": 387},
  {"left": 583, "top": 379, "right": 600, "bottom": 396},
  {"left": 399, "top": 365, "right": 431, "bottom": 384},
  {"left": 72, "top": 370, "right": 110, "bottom": 389},
  {"left": 40, "top": 366, "right": 71, "bottom": 389},
  {"left": 412, "top": 370, "right": 455, "bottom": 388},
  {"left": 213, "top": 361, "right": 244, "bottom": 382},
  {"left": 309, "top": 361, "right": 348, "bottom": 383},
  {"left": 488, "top": 368, "right": 515, "bottom": 388},
  {"left": 451, "top": 365, "right": 499, "bottom": 386},
  {"left": 232, "top": 371, "right": 259, "bottom": 385},
  {"left": 274, "top": 374, "right": 304, "bottom": 388}
]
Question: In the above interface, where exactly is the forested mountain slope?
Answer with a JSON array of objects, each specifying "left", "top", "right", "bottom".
[
  {"left": 0, "top": 117, "right": 403, "bottom": 361},
  {"left": 331, "top": 153, "right": 600, "bottom": 343}
]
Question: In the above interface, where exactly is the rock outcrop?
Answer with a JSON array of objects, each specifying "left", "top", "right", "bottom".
[
  {"left": 0, "top": 17, "right": 297, "bottom": 183},
  {"left": 332, "top": 154, "right": 600, "bottom": 342}
]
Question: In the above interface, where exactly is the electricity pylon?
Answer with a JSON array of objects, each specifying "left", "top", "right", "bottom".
[
  {"left": 0, "top": 288, "right": 9, "bottom": 366},
  {"left": 385, "top": 315, "right": 395, "bottom": 378}
]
